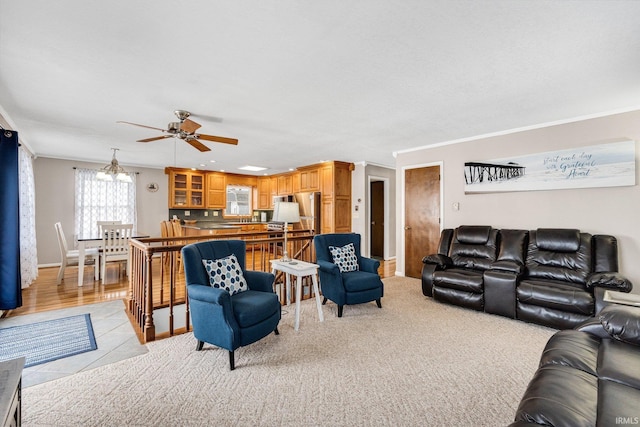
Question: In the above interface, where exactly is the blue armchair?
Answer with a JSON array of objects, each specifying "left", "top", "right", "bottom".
[
  {"left": 313, "top": 233, "right": 384, "bottom": 317},
  {"left": 182, "top": 240, "right": 281, "bottom": 370}
]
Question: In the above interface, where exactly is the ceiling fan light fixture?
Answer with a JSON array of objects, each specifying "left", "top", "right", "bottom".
[
  {"left": 96, "top": 171, "right": 113, "bottom": 181},
  {"left": 97, "top": 148, "right": 132, "bottom": 182}
]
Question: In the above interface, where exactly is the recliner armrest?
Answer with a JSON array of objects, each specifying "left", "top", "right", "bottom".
[
  {"left": 245, "top": 270, "right": 276, "bottom": 293},
  {"left": 586, "top": 272, "right": 633, "bottom": 292},
  {"left": 187, "top": 283, "right": 231, "bottom": 305},
  {"left": 490, "top": 260, "right": 524, "bottom": 275},
  {"left": 598, "top": 305, "right": 640, "bottom": 346},
  {"left": 422, "top": 254, "right": 452, "bottom": 268}
]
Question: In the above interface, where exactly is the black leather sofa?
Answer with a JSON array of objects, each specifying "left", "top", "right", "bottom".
[
  {"left": 421, "top": 225, "right": 499, "bottom": 311},
  {"left": 422, "top": 226, "right": 633, "bottom": 329},
  {"left": 510, "top": 304, "right": 640, "bottom": 426}
]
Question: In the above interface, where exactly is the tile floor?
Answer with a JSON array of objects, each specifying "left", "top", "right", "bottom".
[{"left": 0, "top": 299, "right": 148, "bottom": 388}]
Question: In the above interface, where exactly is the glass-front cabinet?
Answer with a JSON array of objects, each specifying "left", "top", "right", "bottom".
[{"left": 167, "top": 169, "right": 205, "bottom": 208}]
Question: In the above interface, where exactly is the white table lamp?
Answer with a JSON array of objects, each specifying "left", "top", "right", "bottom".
[{"left": 273, "top": 201, "right": 300, "bottom": 261}]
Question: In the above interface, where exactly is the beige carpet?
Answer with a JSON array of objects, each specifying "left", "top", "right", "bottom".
[{"left": 22, "top": 276, "right": 555, "bottom": 426}]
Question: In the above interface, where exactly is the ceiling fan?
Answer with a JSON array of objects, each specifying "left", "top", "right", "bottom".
[{"left": 117, "top": 110, "right": 238, "bottom": 152}]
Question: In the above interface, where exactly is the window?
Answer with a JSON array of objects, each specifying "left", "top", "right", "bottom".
[
  {"left": 226, "top": 185, "right": 252, "bottom": 216},
  {"left": 74, "top": 168, "right": 137, "bottom": 239}
]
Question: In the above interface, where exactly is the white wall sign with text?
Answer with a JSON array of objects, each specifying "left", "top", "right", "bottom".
[{"left": 464, "top": 140, "right": 636, "bottom": 193}]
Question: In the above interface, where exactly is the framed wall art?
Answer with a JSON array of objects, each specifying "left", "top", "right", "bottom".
[{"left": 464, "top": 140, "right": 636, "bottom": 194}]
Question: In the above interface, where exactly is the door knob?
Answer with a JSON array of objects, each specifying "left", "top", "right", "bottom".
[{"left": 404, "top": 226, "right": 411, "bottom": 230}]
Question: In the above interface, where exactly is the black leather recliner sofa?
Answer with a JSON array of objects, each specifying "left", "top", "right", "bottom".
[
  {"left": 421, "top": 225, "right": 498, "bottom": 311},
  {"left": 510, "top": 304, "right": 640, "bottom": 426},
  {"left": 422, "top": 226, "right": 633, "bottom": 329}
]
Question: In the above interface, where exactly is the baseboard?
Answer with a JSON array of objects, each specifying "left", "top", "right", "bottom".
[{"left": 38, "top": 263, "right": 60, "bottom": 268}]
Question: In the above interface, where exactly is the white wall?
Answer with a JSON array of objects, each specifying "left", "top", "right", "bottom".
[
  {"left": 351, "top": 163, "right": 367, "bottom": 241},
  {"left": 366, "top": 164, "right": 397, "bottom": 259},
  {"left": 35, "top": 157, "right": 168, "bottom": 265},
  {"left": 351, "top": 162, "right": 397, "bottom": 259},
  {"left": 395, "top": 109, "right": 640, "bottom": 294}
]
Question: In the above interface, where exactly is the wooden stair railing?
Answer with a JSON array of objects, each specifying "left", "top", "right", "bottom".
[{"left": 128, "top": 231, "right": 316, "bottom": 343}]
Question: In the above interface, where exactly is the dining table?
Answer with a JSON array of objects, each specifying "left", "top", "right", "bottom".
[{"left": 76, "top": 231, "right": 149, "bottom": 287}]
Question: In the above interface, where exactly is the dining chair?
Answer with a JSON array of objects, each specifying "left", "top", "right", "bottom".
[
  {"left": 170, "top": 220, "right": 184, "bottom": 272},
  {"left": 54, "top": 222, "right": 100, "bottom": 285},
  {"left": 100, "top": 223, "right": 133, "bottom": 284},
  {"left": 97, "top": 220, "right": 122, "bottom": 236}
]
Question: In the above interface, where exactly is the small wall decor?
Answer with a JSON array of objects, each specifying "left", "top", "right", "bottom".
[
  {"left": 464, "top": 140, "right": 636, "bottom": 193},
  {"left": 146, "top": 182, "right": 159, "bottom": 192}
]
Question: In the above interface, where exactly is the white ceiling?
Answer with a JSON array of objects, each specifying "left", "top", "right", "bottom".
[{"left": 2, "top": 1, "right": 640, "bottom": 175}]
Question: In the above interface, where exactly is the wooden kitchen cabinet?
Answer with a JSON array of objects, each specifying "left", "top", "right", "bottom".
[
  {"left": 206, "top": 172, "right": 226, "bottom": 209},
  {"left": 319, "top": 161, "right": 353, "bottom": 234},
  {"left": 291, "top": 171, "right": 301, "bottom": 193},
  {"left": 166, "top": 162, "right": 353, "bottom": 235},
  {"left": 257, "top": 177, "right": 271, "bottom": 209},
  {"left": 299, "top": 166, "right": 320, "bottom": 191},
  {"left": 166, "top": 168, "right": 205, "bottom": 208},
  {"left": 277, "top": 174, "right": 292, "bottom": 195},
  {"left": 270, "top": 176, "right": 278, "bottom": 207}
]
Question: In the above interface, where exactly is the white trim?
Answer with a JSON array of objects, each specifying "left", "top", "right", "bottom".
[
  {"left": 393, "top": 106, "right": 640, "bottom": 157},
  {"left": 363, "top": 161, "right": 396, "bottom": 170},
  {"left": 38, "top": 263, "right": 61, "bottom": 268}
]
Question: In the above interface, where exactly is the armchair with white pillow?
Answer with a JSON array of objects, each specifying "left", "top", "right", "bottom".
[
  {"left": 181, "top": 240, "right": 281, "bottom": 370},
  {"left": 313, "top": 233, "right": 384, "bottom": 318}
]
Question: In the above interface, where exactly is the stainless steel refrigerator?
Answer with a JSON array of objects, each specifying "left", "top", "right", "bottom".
[{"left": 293, "top": 192, "right": 321, "bottom": 234}]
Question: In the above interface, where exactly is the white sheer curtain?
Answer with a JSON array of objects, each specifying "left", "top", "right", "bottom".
[
  {"left": 74, "top": 168, "right": 137, "bottom": 240},
  {"left": 18, "top": 145, "right": 38, "bottom": 288}
]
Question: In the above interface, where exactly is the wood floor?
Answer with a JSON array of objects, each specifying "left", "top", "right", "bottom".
[{"left": 5, "top": 258, "right": 396, "bottom": 318}]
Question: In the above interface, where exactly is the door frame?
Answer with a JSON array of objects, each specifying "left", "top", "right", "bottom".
[
  {"left": 367, "top": 175, "right": 390, "bottom": 260},
  {"left": 400, "top": 161, "right": 444, "bottom": 277}
]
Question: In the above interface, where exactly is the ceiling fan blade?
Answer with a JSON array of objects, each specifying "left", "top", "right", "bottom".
[
  {"left": 137, "top": 135, "right": 173, "bottom": 143},
  {"left": 185, "top": 138, "right": 211, "bottom": 152},
  {"left": 180, "top": 118, "right": 201, "bottom": 134},
  {"left": 117, "top": 121, "right": 167, "bottom": 132},
  {"left": 196, "top": 133, "right": 239, "bottom": 145}
]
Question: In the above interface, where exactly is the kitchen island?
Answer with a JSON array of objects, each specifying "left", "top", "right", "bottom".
[{"left": 182, "top": 221, "right": 268, "bottom": 237}]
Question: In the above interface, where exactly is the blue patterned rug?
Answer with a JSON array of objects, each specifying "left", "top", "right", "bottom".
[{"left": 0, "top": 314, "right": 97, "bottom": 368}]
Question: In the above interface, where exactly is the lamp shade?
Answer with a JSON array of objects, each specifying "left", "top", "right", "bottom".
[{"left": 273, "top": 202, "right": 300, "bottom": 223}]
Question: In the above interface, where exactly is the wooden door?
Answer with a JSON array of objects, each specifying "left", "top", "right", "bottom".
[
  {"left": 404, "top": 166, "right": 440, "bottom": 278},
  {"left": 370, "top": 181, "right": 384, "bottom": 258}
]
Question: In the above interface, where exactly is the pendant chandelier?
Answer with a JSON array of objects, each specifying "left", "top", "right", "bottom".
[{"left": 96, "top": 148, "right": 132, "bottom": 182}]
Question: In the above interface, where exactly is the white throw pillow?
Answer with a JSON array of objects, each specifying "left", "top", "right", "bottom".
[
  {"left": 202, "top": 254, "right": 248, "bottom": 295},
  {"left": 329, "top": 242, "right": 359, "bottom": 273}
]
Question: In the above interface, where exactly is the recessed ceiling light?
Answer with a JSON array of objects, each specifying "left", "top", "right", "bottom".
[
  {"left": 238, "top": 165, "right": 268, "bottom": 172},
  {"left": 210, "top": 160, "right": 216, "bottom": 163}
]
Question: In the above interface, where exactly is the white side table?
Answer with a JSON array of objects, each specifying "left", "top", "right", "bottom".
[
  {"left": 603, "top": 290, "right": 640, "bottom": 307},
  {"left": 270, "top": 259, "right": 324, "bottom": 331}
]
